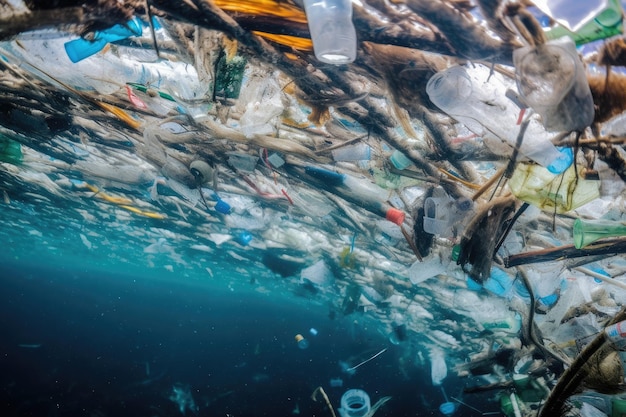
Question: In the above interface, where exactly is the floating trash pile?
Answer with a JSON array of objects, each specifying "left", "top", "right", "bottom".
[{"left": 1, "top": 1, "right": 626, "bottom": 416}]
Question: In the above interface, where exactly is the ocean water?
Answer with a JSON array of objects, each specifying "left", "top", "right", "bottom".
[{"left": 0, "top": 256, "right": 495, "bottom": 417}]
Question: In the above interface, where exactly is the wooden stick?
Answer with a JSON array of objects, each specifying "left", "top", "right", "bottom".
[{"left": 504, "top": 238, "right": 626, "bottom": 267}]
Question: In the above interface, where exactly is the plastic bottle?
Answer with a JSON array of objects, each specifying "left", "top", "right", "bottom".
[
  {"left": 423, "top": 190, "right": 473, "bottom": 237},
  {"left": 303, "top": 166, "right": 405, "bottom": 225},
  {"left": 331, "top": 143, "right": 372, "bottom": 162},
  {"left": 508, "top": 163, "right": 599, "bottom": 213},
  {"left": 302, "top": 0, "right": 357, "bottom": 64},
  {"left": 541, "top": 0, "right": 624, "bottom": 45},
  {"left": 1, "top": 34, "right": 207, "bottom": 100},
  {"left": 612, "top": 395, "right": 626, "bottom": 417},
  {"left": 605, "top": 320, "right": 626, "bottom": 349},
  {"left": 426, "top": 64, "right": 572, "bottom": 174},
  {"left": 573, "top": 218, "right": 626, "bottom": 249},
  {"left": 514, "top": 36, "right": 595, "bottom": 132},
  {"left": 295, "top": 334, "right": 309, "bottom": 349},
  {"left": 500, "top": 393, "right": 524, "bottom": 417}
]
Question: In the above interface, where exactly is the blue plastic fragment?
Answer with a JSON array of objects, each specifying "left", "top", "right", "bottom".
[{"left": 64, "top": 17, "right": 143, "bottom": 63}]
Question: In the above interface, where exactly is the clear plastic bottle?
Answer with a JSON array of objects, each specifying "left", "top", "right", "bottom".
[
  {"left": 295, "top": 334, "right": 309, "bottom": 349},
  {"left": 304, "top": 166, "right": 405, "bottom": 225}
]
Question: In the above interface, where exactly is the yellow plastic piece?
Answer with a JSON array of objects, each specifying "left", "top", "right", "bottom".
[
  {"left": 339, "top": 246, "right": 356, "bottom": 269},
  {"left": 214, "top": 0, "right": 308, "bottom": 24},
  {"left": 509, "top": 163, "right": 600, "bottom": 214},
  {"left": 118, "top": 205, "right": 167, "bottom": 219},
  {"left": 252, "top": 31, "right": 313, "bottom": 51},
  {"left": 77, "top": 182, "right": 165, "bottom": 219}
]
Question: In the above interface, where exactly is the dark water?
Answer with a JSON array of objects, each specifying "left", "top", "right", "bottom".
[{"left": 0, "top": 260, "right": 499, "bottom": 417}]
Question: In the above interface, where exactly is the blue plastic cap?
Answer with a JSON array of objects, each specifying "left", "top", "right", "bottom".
[{"left": 214, "top": 199, "right": 231, "bottom": 214}]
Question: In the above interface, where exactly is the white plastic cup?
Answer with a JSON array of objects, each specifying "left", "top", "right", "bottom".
[{"left": 303, "top": 0, "right": 357, "bottom": 64}]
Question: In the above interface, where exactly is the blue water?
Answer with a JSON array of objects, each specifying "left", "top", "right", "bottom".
[{"left": 0, "top": 259, "right": 497, "bottom": 416}]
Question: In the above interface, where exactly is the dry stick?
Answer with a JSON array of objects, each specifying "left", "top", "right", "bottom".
[
  {"left": 315, "top": 134, "right": 369, "bottom": 154},
  {"left": 312, "top": 386, "right": 338, "bottom": 417},
  {"left": 145, "top": 0, "right": 161, "bottom": 58},
  {"left": 504, "top": 238, "right": 626, "bottom": 267},
  {"left": 472, "top": 165, "right": 507, "bottom": 201},
  {"left": 517, "top": 266, "right": 571, "bottom": 366},
  {"left": 401, "top": 225, "right": 423, "bottom": 261}
]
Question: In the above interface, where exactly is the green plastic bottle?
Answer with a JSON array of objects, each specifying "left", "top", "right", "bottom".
[{"left": 544, "top": 0, "right": 624, "bottom": 46}]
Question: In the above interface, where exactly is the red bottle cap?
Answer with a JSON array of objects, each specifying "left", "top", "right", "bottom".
[{"left": 385, "top": 208, "right": 405, "bottom": 225}]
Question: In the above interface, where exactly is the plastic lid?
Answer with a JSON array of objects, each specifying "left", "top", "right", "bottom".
[{"left": 385, "top": 208, "right": 405, "bottom": 225}]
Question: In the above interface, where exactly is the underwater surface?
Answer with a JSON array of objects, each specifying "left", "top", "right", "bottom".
[
  {"left": 2, "top": 1, "right": 626, "bottom": 417},
  {"left": 0, "top": 255, "right": 494, "bottom": 417}
]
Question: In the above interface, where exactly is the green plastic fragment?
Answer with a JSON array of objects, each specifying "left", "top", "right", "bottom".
[{"left": 0, "top": 135, "right": 23, "bottom": 165}]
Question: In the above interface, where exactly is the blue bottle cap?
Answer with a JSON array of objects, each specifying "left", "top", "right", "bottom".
[{"left": 214, "top": 199, "right": 231, "bottom": 214}]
